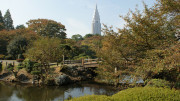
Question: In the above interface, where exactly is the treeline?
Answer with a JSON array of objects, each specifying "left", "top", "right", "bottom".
[
  {"left": 0, "top": 0, "right": 179, "bottom": 87},
  {"left": 0, "top": 9, "right": 14, "bottom": 30},
  {"left": 0, "top": 10, "right": 101, "bottom": 62}
]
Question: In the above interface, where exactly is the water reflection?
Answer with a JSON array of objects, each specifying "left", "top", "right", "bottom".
[{"left": 0, "top": 81, "right": 117, "bottom": 101}]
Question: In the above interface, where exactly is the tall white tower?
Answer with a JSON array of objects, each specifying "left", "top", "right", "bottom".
[{"left": 92, "top": 4, "right": 101, "bottom": 35}]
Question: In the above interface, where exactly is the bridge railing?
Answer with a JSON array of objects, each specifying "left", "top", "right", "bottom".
[{"left": 63, "top": 58, "right": 99, "bottom": 67}]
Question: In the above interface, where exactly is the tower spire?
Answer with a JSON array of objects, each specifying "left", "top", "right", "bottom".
[{"left": 92, "top": 4, "right": 101, "bottom": 35}]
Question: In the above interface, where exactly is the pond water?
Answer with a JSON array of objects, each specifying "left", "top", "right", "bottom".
[{"left": 0, "top": 81, "right": 117, "bottom": 101}]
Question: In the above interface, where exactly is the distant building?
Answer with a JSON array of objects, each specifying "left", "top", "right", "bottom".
[{"left": 92, "top": 4, "right": 101, "bottom": 35}]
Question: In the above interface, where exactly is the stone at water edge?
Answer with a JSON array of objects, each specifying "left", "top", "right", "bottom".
[{"left": 55, "top": 74, "right": 72, "bottom": 86}]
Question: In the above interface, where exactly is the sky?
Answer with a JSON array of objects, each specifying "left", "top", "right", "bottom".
[{"left": 0, "top": 0, "right": 157, "bottom": 38}]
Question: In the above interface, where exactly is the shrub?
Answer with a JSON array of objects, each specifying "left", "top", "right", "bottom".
[
  {"left": 31, "top": 71, "right": 41, "bottom": 75},
  {"left": 112, "top": 87, "right": 180, "bottom": 101},
  {"left": 0, "top": 54, "right": 5, "bottom": 60},
  {"left": 23, "top": 59, "right": 34, "bottom": 73},
  {"left": 6, "top": 63, "right": 14, "bottom": 71},
  {"left": 66, "top": 95, "right": 111, "bottom": 101},
  {"left": 17, "top": 63, "right": 24, "bottom": 71},
  {"left": 145, "top": 79, "right": 171, "bottom": 88},
  {"left": 4, "top": 55, "right": 13, "bottom": 60},
  {"left": 31, "top": 63, "right": 41, "bottom": 75},
  {"left": 67, "top": 87, "right": 180, "bottom": 101}
]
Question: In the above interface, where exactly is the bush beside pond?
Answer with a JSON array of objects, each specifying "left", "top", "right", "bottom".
[
  {"left": 67, "top": 87, "right": 180, "bottom": 101},
  {"left": 145, "top": 79, "right": 171, "bottom": 88}
]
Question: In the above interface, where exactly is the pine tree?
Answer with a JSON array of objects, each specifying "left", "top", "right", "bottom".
[
  {"left": 0, "top": 10, "right": 4, "bottom": 31},
  {"left": 4, "top": 9, "right": 14, "bottom": 30}
]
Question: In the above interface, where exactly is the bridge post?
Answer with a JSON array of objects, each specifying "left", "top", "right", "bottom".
[
  {"left": 82, "top": 58, "right": 84, "bottom": 67},
  {"left": 115, "top": 67, "right": 117, "bottom": 73},
  {"left": 13, "top": 62, "right": 15, "bottom": 66},
  {"left": 62, "top": 55, "right": 65, "bottom": 65}
]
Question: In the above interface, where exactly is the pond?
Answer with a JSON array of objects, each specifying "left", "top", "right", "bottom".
[{"left": 0, "top": 81, "right": 118, "bottom": 101}]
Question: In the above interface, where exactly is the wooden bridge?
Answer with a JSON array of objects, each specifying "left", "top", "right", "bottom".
[
  {"left": 63, "top": 58, "right": 100, "bottom": 68},
  {"left": 0, "top": 59, "right": 100, "bottom": 68}
]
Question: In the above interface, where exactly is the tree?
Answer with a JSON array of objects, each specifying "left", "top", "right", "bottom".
[
  {"left": 27, "top": 19, "right": 66, "bottom": 39},
  {"left": 7, "top": 36, "right": 28, "bottom": 59},
  {"left": 3, "top": 9, "right": 14, "bottom": 30},
  {"left": 25, "top": 37, "right": 67, "bottom": 77},
  {"left": 84, "top": 34, "right": 94, "bottom": 39},
  {"left": 16, "top": 24, "right": 25, "bottom": 29},
  {"left": 71, "top": 34, "right": 83, "bottom": 41},
  {"left": 0, "top": 10, "right": 4, "bottom": 31},
  {"left": 96, "top": 2, "right": 178, "bottom": 84}
]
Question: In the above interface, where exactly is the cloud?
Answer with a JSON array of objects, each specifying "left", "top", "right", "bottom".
[{"left": 66, "top": 18, "right": 90, "bottom": 38}]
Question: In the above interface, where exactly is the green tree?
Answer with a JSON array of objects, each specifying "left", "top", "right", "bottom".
[
  {"left": 0, "top": 10, "right": 4, "bottom": 31},
  {"left": 71, "top": 34, "right": 83, "bottom": 41},
  {"left": 16, "top": 24, "right": 25, "bottom": 29},
  {"left": 84, "top": 34, "right": 94, "bottom": 39},
  {"left": 7, "top": 36, "right": 28, "bottom": 59},
  {"left": 27, "top": 19, "right": 66, "bottom": 39},
  {"left": 3, "top": 9, "right": 14, "bottom": 30}
]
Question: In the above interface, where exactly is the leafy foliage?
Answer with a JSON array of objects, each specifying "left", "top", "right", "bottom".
[
  {"left": 0, "top": 28, "right": 38, "bottom": 55},
  {"left": 26, "top": 37, "right": 67, "bottom": 63},
  {"left": 31, "top": 63, "right": 41, "bottom": 76},
  {"left": 16, "top": 24, "right": 25, "bottom": 29},
  {"left": 71, "top": 34, "right": 83, "bottom": 41},
  {"left": 23, "top": 59, "right": 34, "bottom": 73},
  {"left": 83, "top": 34, "right": 94, "bottom": 39},
  {"left": 17, "top": 63, "right": 24, "bottom": 71},
  {"left": 27, "top": 19, "right": 66, "bottom": 39},
  {"left": 25, "top": 37, "right": 70, "bottom": 77},
  {"left": 7, "top": 36, "right": 28, "bottom": 59},
  {"left": 96, "top": 1, "right": 179, "bottom": 83},
  {"left": 145, "top": 79, "right": 171, "bottom": 88},
  {"left": 6, "top": 63, "right": 14, "bottom": 72}
]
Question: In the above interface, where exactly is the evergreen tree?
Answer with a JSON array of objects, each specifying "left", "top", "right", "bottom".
[
  {"left": 4, "top": 9, "right": 14, "bottom": 30},
  {"left": 0, "top": 10, "right": 4, "bottom": 31}
]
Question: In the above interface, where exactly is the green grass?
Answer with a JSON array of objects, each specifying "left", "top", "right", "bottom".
[{"left": 67, "top": 87, "right": 180, "bottom": 101}]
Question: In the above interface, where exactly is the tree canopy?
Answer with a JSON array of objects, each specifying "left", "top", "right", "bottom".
[
  {"left": 27, "top": 19, "right": 66, "bottom": 39},
  {"left": 71, "top": 34, "right": 83, "bottom": 41},
  {"left": 7, "top": 36, "right": 28, "bottom": 59},
  {"left": 96, "top": 1, "right": 179, "bottom": 83},
  {"left": 16, "top": 24, "right": 25, "bottom": 29}
]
